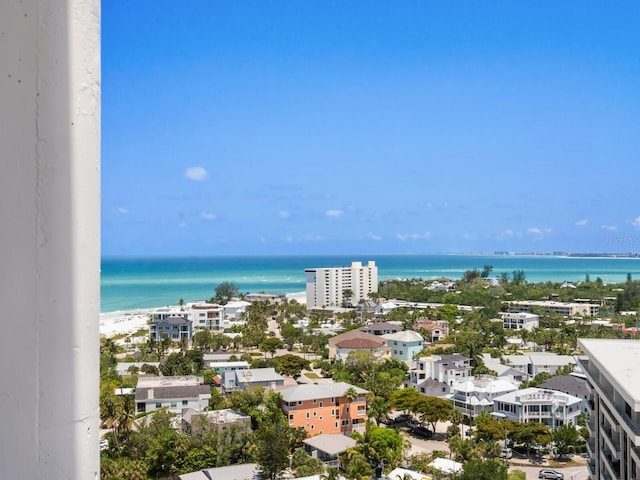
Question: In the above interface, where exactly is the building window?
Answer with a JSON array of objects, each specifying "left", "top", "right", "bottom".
[
  {"left": 310, "top": 424, "right": 315, "bottom": 430},
  {"left": 171, "top": 402, "right": 177, "bottom": 408},
  {"left": 341, "top": 419, "right": 349, "bottom": 426},
  {"left": 335, "top": 422, "right": 338, "bottom": 428},
  {"left": 313, "top": 411, "right": 317, "bottom": 417},
  {"left": 306, "top": 412, "right": 310, "bottom": 419},
  {"left": 319, "top": 402, "right": 323, "bottom": 408},
  {"left": 155, "top": 403, "right": 161, "bottom": 409},
  {"left": 313, "top": 399, "right": 317, "bottom": 404},
  {"left": 298, "top": 401, "right": 303, "bottom": 405},
  {"left": 182, "top": 400, "right": 188, "bottom": 406}
]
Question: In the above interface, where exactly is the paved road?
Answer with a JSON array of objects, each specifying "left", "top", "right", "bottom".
[{"left": 396, "top": 420, "right": 589, "bottom": 480}]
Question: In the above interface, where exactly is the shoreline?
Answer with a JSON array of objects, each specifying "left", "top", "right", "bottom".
[{"left": 99, "top": 291, "right": 307, "bottom": 337}]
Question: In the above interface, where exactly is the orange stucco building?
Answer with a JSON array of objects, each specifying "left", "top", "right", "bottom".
[{"left": 280, "top": 382, "right": 368, "bottom": 435}]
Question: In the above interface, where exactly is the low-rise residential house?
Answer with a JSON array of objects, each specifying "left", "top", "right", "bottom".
[
  {"left": 501, "top": 312, "right": 540, "bottom": 331},
  {"left": 190, "top": 302, "right": 224, "bottom": 330},
  {"left": 451, "top": 376, "right": 518, "bottom": 418},
  {"left": 245, "top": 292, "right": 285, "bottom": 304},
  {"left": 359, "top": 321, "right": 402, "bottom": 336},
  {"left": 149, "top": 316, "right": 192, "bottom": 342},
  {"left": 539, "top": 374, "right": 590, "bottom": 414},
  {"left": 502, "top": 352, "right": 576, "bottom": 377},
  {"left": 303, "top": 433, "right": 357, "bottom": 468},
  {"left": 406, "top": 354, "right": 472, "bottom": 391},
  {"left": 383, "top": 330, "right": 424, "bottom": 362},
  {"left": 222, "top": 367, "right": 285, "bottom": 394},
  {"left": 207, "top": 361, "right": 250, "bottom": 374},
  {"left": 480, "top": 354, "right": 529, "bottom": 384},
  {"left": 426, "top": 280, "right": 456, "bottom": 292},
  {"left": 181, "top": 408, "right": 251, "bottom": 435},
  {"left": 334, "top": 337, "right": 389, "bottom": 361},
  {"left": 509, "top": 300, "right": 599, "bottom": 317},
  {"left": 414, "top": 318, "right": 449, "bottom": 342},
  {"left": 134, "top": 376, "right": 211, "bottom": 416},
  {"left": 328, "top": 330, "right": 389, "bottom": 360},
  {"left": 280, "top": 382, "right": 368, "bottom": 435},
  {"left": 492, "top": 387, "right": 583, "bottom": 428},
  {"left": 413, "top": 377, "right": 450, "bottom": 397}
]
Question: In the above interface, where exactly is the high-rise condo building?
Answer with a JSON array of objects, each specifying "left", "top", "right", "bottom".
[
  {"left": 305, "top": 261, "right": 378, "bottom": 309},
  {"left": 577, "top": 339, "right": 640, "bottom": 480}
]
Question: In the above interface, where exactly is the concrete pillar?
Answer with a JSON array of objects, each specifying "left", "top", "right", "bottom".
[{"left": 0, "top": 0, "right": 100, "bottom": 478}]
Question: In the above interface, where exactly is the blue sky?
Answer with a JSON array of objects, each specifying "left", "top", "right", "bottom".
[{"left": 102, "top": 1, "right": 640, "bottom": 256}]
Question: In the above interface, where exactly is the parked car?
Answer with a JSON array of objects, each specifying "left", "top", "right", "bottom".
[
  {"left": 538, "top": 469, "right": 564, "bottom": 479},
  {"left": 499, "top": 447, "right": 513, "bottom": 459},
  {"left": 99, "top": 439, "right": 109, "bottom": 451},
  {"left": 386, "top": 413, "right": 412, "bottom": 426},
  {"left": 411, "top": 426, "right": 433, "bottom": 438}
]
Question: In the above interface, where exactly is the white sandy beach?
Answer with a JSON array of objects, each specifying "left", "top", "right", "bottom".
[
  {"left": 100, "top": 291, "right": 307, "bottom": 338},
  {"left": 99, "top": 311, "right": 151, "bottom": 337}
]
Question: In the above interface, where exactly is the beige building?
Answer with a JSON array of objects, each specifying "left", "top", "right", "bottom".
[
  {"left": 305, "top": 261, "right": 378, "bottom": 308},
  {"left": 509, "top": 300, "right": 599, "bottom": 317}
]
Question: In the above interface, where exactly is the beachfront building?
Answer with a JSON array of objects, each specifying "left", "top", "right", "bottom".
[
  {"left": 280, "top": 382, "right": 368, "bottom": 435},
  {"left": 221, "top": 368, "right": 285, "bottom": 394},
  {"left": 451, "top": 376, "right": 518, "bottom": 418},
  {"left": 577, "top": 339, "right": 640, "bottom": 480},
  {"left": 305, "top": 260, "right": 378, "bottom": 309},
  {"left": 383, "top": 330, "right": 424, "bottom": 362},
  {"left": 149, "top": 316, "right": 192, "bottom": 342},
  {"left": 245, "top": 292, "right": 285, "bottom": 304},
  {"left": 492, "top": 387, "right": 582, "bottom": 429},
  {"left": 501, "top": 312, "right": 540, "bottom": 331},
  {"left": 509, "top": 300, "right": 600, "bottom": 317},
  {"left": 134, "top": 376, "right": 211, "bottom": 416}
]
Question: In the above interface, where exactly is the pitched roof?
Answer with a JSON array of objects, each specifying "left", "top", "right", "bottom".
[
  {"left": 303, "top": 433, "right": 357, "bottom": 456},
  {"left": 539, "top": 375, "right": 589, "bottom": 397},
  {"left": 328, "top": 329, "right": 381, "bottom": 347},
  {"left": 280, "top": 382, "right": 368, "bottom": 403},
  {"left": 151, "top": 316, "right": 190, "bottom": 326},
  {"left": 383, "top": 330, "right": 424, "bottom": 343},
  {"left": 336, "top": 338, "right": 385, "bottom": 349}
]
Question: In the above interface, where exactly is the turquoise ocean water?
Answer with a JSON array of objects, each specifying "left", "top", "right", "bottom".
[{"left": 101, "top": 255, "right": 640, "bottom": 313}]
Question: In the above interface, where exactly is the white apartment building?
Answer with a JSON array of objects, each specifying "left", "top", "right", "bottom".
[
  {"left": 492, "top": 387, "right": 582, "bottom": 429},
  {"left": 305, "top": 261, "right": 378, "bottom": 309},
  {"left": 509, "top": 300, "right": 599, "bottom": 317},
  {"left": 578, "top": 339, "right": 640, "bottom": 480},
  {"left": 501, "top": 312, "right": 540, "bottom": 331}
]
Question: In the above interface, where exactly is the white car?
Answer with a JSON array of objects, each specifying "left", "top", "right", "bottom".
[
  {"left": 499, "top": 447, "right": 512, "bottom": 459},
  {"left": 99, "top": 439, "right": 108, "bottom": 451}
]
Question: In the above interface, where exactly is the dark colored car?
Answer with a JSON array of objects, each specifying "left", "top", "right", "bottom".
[
  {"left": 538, "top": 469, "right": 564, "bottom": 479},
  {"left": 411, "top": 426, "right": 433, "bottom": 438}
]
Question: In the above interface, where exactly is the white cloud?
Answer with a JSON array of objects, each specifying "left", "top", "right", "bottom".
[
  {"left": 184, "top": 166, "right": 208, "bottom": 181},
  {"left": 117, "top": 207, "right": 128, "bottom": 214},
  {"left": 527, "top": 227, "right": 552, "bottom": 235},
  {"left": 426, "top": 202, "right": 433, "bottom": 209},
  {"left": 503, "top": 229, "right": 514, "bottom": 236},
  {"left": 463, "top": 233, "right": 477, "bottom": 240},
  {"left": 201, "top": 212, "right": 217, "bottom": 220},
  {"left": 325, "top": 209, "right": 344, "bottom": 218},
  {"left": 178, "top": 222, "right": 188, "bottom": 228},
  {"left": 632, "top": 216, "right": 640, "bottom": 229},
  {"left": 303, "top": 235, "right": 325, "bottom": 241},
  {"left": 601, "top": 224, "right": 617, "bottom": 231},
  {"left": 278, "top": 210, "right": 290, "bottom": 218},
  {"left": 575, "top": 219, "right": 588, "bottom": 226},
  {"left": 396, "top": 232, "right": 431, "bottom": 241},
  {"left": 366, "top": 232, "right": 382, "bottom": 241}
]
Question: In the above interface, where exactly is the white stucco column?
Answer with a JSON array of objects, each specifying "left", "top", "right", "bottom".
[{"left": 0, "top": 1, "right": 100, "bottom": 478}]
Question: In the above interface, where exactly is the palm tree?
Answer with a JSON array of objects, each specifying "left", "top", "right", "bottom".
[
  {"left": 345, "top": 386, "right": 358, "bottom": 402},
  {"left": 320, "top": 468, "right": 341, "bottom": 480}
]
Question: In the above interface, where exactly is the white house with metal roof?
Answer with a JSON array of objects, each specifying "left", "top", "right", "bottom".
[{"left": 451, "top": 376, "right": 518, "bottom": 418}]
